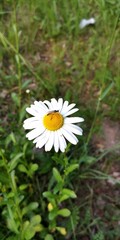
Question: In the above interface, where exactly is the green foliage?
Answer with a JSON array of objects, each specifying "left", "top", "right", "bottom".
[
  {"left": 22, "top": 202, "right": 39, "bottom": 216},
  {"left": 53, "top": 168, "right": 63, "bottom": 183},
  {"left": 83, "top": 208, "right": 92, "bottom": 226},
  {"left": 57, "top": 209, "right": 71, "bottom": 217},
  {"left": 21, "top": 215, "right": 43, "bottom": 240},
  {"left": 42, "top": 165, "right": 78, "bottom": 236},
  {"left": 70, "top": 206, "right": 80, "bottom": 229},
  {"left": 0, "top": 0, "right": 120, "bottom": 239},
  {"left": 92, "top": 231, "right": 105, "bottom": 240},
  {"left": 45, "top": 234, "right": 54, "bottom": 240},
  {"left": 18, "top": 163, "right": 38, "bottom": 178}
]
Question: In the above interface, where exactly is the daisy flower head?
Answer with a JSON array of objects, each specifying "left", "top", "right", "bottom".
[{"left": 23, "top": 98, "right": 84, "bottom": 152}]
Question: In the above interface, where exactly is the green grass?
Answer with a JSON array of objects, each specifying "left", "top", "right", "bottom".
[{"left": 0, "top": 0, "right": 120, "bottom": 239}]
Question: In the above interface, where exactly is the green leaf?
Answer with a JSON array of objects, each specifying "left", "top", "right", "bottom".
[
  {"left": 48, "top": 209, "right": 58, "bottom": 220},
  {"left": 66, "top": 206, "right": 80, "bottom": 231},
  {"left": 45, "top": 234, "right": 54, "bottom": 240},
  {"left": 18, "top": 164, "right": 28, "bottom": 173},
  {"left": 22, "top": 79, "right": 32, "bottom": 89},
  {"left": 0, "top": 159, "right": 5, "bottom": 167},
  {"left": 7, "top": 192, "right": 15, "bottom": 198},
  {"left": 31, "top": 215, "right": 41, "bottom": 225},
  {"left": 80, "top": 155, "right": 96, "bottom": 164},
  {"left": 61, "top": 188, "right": 77, "bottom": 199},
  {"left": 92, "top": 231, "right": 105, "bottom": 240},
  {"left": 19, "top": 104, "right": 28, "bottom": 123},
  {"left": 7, "top": 205, "right": 19, "bottom": 234},
  {"left": 22, "top": 202, "right": 39, "bottom": 216},
  {"left": 53, "top": 168, "right": 63, "bottom": 183},
  {"left": 43, "top": 191, "right": 54, "bottom": 199},
  {"left": 10, "top": 170, "right": 17, "bottom": 191},
  {"left": 33, "top": 224, "right": 43, "bottom": 232},
  {"left": 5, "top": 132, "right": 16, "bottom": 146},
  {"left": 53, "top": 182, "right": 63, "bottom": 194},
  {"left": 19, "top": 184, "right": 28, "bottom": 191},
  {"left": 23, "top": 216, "right": 42, "bottom": 240},
  {"left": 21, "top": 221, "right": 30, "bottom": 240},
  {"left": 0, "top": 149, "right": 5, "bottom": 157},
  {"left": 11, "top": 92, "right": 20, "bottom": 107},
  {"left": 57, "top": 208, "right": 71, "bottom": 217},
  {"left": 0, "top": 171, "right": 10, "bottom": 184},
  {"left": 66, "top": 164, "right": 79, "bottom": 175},
  {"left": 99, "top": 82, "right": 114, "bottom": 101},
  {"left": 29, "top": 163, "right": 38, "bottom": 172},
  {"left": 7, "top": 217, "right": 19, "bottom": 234},
  {"left": 8, "top": 153, "right": 23, "bottom": 172},
  {"left": 59, "top": 194, "right": 69, "bottom": 202},
  {"left": 25, "top": 227, "right": 35, "bottom": 240}
]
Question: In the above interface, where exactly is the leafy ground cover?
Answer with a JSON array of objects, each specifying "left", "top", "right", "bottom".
[{"left": 0, "top": 0, "right": 120, "bottom": 239}]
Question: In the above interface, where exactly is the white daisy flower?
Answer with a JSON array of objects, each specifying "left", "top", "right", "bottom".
[{"left": 23, "top": 98, "right": 84, "bottom": 152}]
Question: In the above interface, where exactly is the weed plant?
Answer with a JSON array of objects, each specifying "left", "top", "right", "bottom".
[{"left": 0, "top": 0, "right": 120, "bottom": 239}]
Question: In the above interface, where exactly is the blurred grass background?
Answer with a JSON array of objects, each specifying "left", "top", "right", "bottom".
[{"left": 0, "top": 0, "right": 120, "bottom": 239}]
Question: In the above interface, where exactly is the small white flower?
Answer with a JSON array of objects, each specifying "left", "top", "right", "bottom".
[
  {"left": 23, "top": 98, "right": 84, "bottom": 152},
  {"left": 79, "top": 18, "right": 95, "bottom": 29},
  {"left": 26, "top": 89, "right": 30, "bottom": 94}
]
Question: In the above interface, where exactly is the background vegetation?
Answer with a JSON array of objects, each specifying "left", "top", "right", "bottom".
[{"left": 0, "top": 0, "right": 120, "bottom": 239}]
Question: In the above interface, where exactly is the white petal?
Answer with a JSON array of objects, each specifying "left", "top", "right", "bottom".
[
  {"left": 26, "top": 107, "right": 40, "bottom": 117},
  {"left": 61, "top": 103, "right": 76, "bottom": 115},
  {"left": 64, "top": 117, "right": 84, "bottom": 124},
  {"left": 23, "top": 120, "right": 42, "bottom": 130},
  {"left": 26, "top": 127, "right": 45, "bottom": 140},
  {"left": 35, "top": 130, "right": 50, "bottom": 148},
  {"left": 63, "top": 108, "right": 79, "bottom": 117},
  {"left": 34, "top": 101, "right": 48, "bottom": 112},
  {"left": 51, "top": 98, "right": 59, "bottom": 110},
  {"left": 44, "top": 100, "right": 53, "bottom": 110},
  {"left": 60, "top": 100, "right": 69, "bottom": 114},
  {"left": 63, "top": 124, "right": 83, "bottom": 135},
  {"left": 30, "top": 104, "right": 44, "bottom": 114},
  {"left": 30, "top": 104, "right": 39, "bottom": 112},
  {"left": 57, "top": 130, "right": 67, "bottom": 152},
  {"left": 33, "top": 130, "right": 47, "bottom": 143},
  {"left": 61, "top": 128, "right": 78, "bottom": 145},
  {"left": 60, "top": 135, "right": 67, "bottom": 152},
  {"left": 29, "top": 104, "right": 46, "bottom": 115},
  {"left": 23, "top": 117, "right": 39, "bottom": 125},
  {"left": 66, "top": 103, "right": 76, "bottom": 111},
  {"left": 45, "top": 131, "right": 54, "bottom": 151},
  {"left": 54, "top": 131, "right": 59, "bottom": 152},
  {"left": 57, "top": 98, "right": 63, "bottom": 112}
]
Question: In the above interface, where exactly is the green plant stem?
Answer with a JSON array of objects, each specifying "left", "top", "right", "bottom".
[
  {"left": 12, "top": 1, "right": 22, "bottom": 109},
  {"left": 102, "top": 14, "right": 119, "bottom": 81},
  {"left": 63, "top": 156, "right": 69, "bottom": 180}
]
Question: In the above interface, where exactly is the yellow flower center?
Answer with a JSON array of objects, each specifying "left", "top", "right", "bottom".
[{"left": 43, "top": 111, "right": 64, "bottom": 131}]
